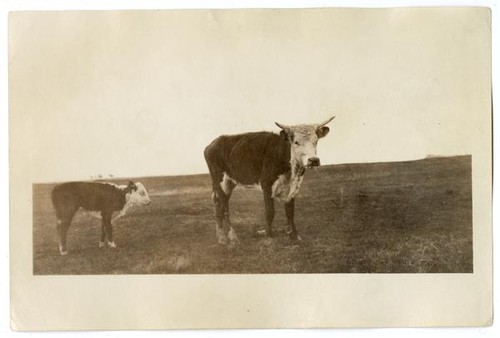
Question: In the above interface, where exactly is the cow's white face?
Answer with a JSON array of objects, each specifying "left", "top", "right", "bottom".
[
  {"left": 290, "top": 126, "right": 323, "bottom": 167},
  {"left": 126, "top": 182, "right": 152, "bottom": 206},
  {"left": 276, "top": 117, "right": 334, "bottom": 168}
]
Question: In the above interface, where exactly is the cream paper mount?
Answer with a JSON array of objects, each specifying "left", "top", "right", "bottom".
[{"left": 10, "top": 7, "right": 492, "bottom": 330}]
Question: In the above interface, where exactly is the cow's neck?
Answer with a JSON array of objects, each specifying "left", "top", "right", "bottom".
[
  {"left": 271, "top": 149, "right": 305, "bottom": 202},
  {"left": 286, "top": 147, "right": 306, "bottom": 198},
  {"left": 289, "top": 147, "right": 306, "bottom": 178}
]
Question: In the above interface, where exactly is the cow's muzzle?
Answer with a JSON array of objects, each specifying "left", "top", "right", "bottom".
[{"left": 307, "top": 157, "right": 321, "bottom": 167}]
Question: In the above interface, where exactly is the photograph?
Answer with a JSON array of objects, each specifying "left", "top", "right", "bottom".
[{"left": 23, "top": 9, "right": 476, "bottom": 274}]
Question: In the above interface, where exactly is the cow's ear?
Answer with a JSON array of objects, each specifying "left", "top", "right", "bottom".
[
  {"left": 128, "top": 181, "right": 137, "bottom": 191},
  {"left": 280, "top": 129, "right": 294, "bottom": 142},
  {"left": 280, "top": 129, "right": 288, "bottom": 140},
  {"left": 317, "top": 126, "right": 330, "bottom": 139}
]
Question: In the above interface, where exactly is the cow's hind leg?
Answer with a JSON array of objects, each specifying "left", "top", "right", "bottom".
[
  {"left": 222, "top": 179, "right": 239, "bottom": 246},
  {"left": 212, "top": 187, "right": 238, "bottom": 245},
  {"left": 210, "top": 173, "right": 238, "bottom": 246},
  {"left": 211, "top": 190, "right": 227, "bottom": 244}
]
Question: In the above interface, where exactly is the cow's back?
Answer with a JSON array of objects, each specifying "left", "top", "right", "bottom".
[{"left": 205, "top": 132, "right": 290, "bottom": 185}]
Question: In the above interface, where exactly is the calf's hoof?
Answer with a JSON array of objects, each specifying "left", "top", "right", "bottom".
[
  {"left": 256, "top": 229, "right": 273, "bottom": 237},
  {"left": 256, "top": 229, "right": 267, "bottom": 236},
  {"left": 99, "top": 241, "right": 105, "bottom": 248},
  {"left": 107, "top": 241, "right": 117, "bottom": 248}
]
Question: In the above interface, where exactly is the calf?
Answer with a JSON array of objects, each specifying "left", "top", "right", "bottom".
[
  {"left": 204, "top": 116, "right": 335, "bottom": 246},
  {"left": 51, "top": 181, "right": 151, "bottom": 255}
]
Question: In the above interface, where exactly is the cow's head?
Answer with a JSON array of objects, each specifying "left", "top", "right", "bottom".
[
  {"left": 275, "top": 116, "right": 335, "bottom": 168},
  {"left": 126, "top": 181, "right": 152, "bottom": 206}
]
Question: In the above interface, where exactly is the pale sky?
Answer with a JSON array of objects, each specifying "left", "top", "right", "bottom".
[{"left": 9, "top": 8, "right": 491, "bottom": 182}]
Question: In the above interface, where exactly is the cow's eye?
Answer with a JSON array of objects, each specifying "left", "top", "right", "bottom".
[{"left": 294, "top": 141, "right": 300, "bottom": 146}]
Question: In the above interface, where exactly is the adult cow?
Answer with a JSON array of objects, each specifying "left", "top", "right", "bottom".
[
  {"left": 204, "top": 116, "right": 335, "bottom": 246},
  {"left": 51, "top": 181, "right": 151, "bottom": 255}
]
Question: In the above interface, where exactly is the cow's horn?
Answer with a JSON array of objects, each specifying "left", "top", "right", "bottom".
[
  {"left": 275, "top": 122, "right": 289, "bottom": 130},
  {"left": 317, "top": 116, "right": 335, "bottom": 127}
]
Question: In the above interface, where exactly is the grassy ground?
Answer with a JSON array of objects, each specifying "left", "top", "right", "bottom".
[{"left": 32, "top": 156, "right": 472, "bottom": 274}]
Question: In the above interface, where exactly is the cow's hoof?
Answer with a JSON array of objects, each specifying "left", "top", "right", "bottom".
[
  {"left": 227, "top": 228, "right": 239, "bottom": 245},
  {"left": 289, "top": 233, "right": 303, "bottom": 241},
  {"left": 107, "top": 241, "right": 117, "bottom": 248},
  {"left": 228, "top": 241, "right": 239, "bottom": 250},
  {"left": 217, "top": 236, "right": 228, "bottom": 245},
  {"left": 228, "top": 240, "right": 239, "bottom": 249},
  {"left": 99, "top": 241, "right": 105, "bottom": 248},
  {"left": 60, "top": 250, "right": 68, "bottom": 256}
]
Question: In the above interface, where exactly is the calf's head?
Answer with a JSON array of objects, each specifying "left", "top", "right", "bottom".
[
  {"left": 125, "top": 181, "right": 152, "bottom": 206},
  {"left": 275, "top": 116, "right": 335, "bottom": 168}
]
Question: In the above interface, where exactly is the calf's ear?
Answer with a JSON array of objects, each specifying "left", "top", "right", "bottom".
[
  {"left": 317, "top": 126, "right": 330, "bottom": 138},
  {"left": 128, "top": 181, "right": 137, "bottom": 191}
]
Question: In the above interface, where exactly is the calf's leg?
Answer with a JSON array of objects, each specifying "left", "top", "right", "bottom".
[
  {"left": 99, "top": 219, "right": 106, "bottom": 248},
  {"left": 55, "top": 207, "right": 76, "bottom": 256},
  {"left": 56, "top": 219, "right": 71, "bottom": 256},
  {"left": 102, "top": 212, "right": 116, "bottom": 248}
]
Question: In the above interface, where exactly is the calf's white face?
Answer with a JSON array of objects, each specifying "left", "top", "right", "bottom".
[{"left": 126, "top": 182, "right": 152, "bottom": 206}]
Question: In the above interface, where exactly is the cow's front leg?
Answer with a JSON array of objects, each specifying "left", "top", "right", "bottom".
[
  {"left": 262, "top": 186, "right": 275, "bottom": 237},
  {"left": 285, "top": 198, "right": 301, "bottom": 241},
  {"left": 224, "top": 204, "right": 239, "bottom": 246}
]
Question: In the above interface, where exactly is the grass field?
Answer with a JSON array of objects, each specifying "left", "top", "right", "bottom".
[{"left": 33, "top": 155, "right": 472, "bottom": 274}]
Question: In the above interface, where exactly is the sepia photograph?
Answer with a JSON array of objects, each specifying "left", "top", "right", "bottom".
[
  {"left": 24, "top": 9, "right": 476, "bottom": 275},
  {"left": 9, "top": 7, "right": 492, "bottom": 330}
]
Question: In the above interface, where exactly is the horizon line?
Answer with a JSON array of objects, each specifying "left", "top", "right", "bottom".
[{"left": 32, "top": 154, "right": 471, "bottom": 185}]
